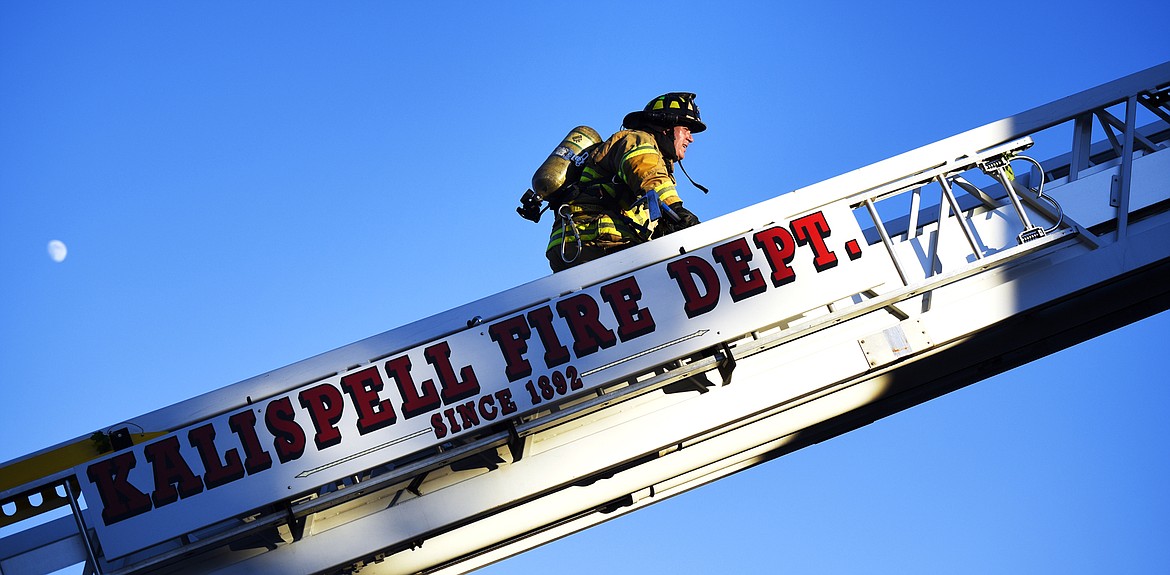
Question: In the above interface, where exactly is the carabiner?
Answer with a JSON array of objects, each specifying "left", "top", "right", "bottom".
[{"left": 557, "top": 204, "right": 583, "bottom": 264}]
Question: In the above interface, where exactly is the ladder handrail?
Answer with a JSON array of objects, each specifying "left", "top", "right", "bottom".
[
  {"left": 1, "top": 60, "right": 1167, "bottom": 575},
  {"left": 6, "top": 64, "right": 1167, "bottom": 484}
]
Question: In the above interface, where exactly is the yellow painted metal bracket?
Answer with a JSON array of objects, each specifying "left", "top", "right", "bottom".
[{"left": 0, "top": 430, "right": 166, "bottom": 528}]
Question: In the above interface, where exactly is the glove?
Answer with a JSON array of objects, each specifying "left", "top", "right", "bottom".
[
  {"left": 657, "top": 202, "right": 700, "bottom": 237},
  {"left": 668, "top": 202, "right": 700, "bottom": 228}
]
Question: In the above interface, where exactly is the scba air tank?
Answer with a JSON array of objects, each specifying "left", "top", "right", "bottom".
[{"left": 531, "top": 125, "right": 602, "bottom": 198}]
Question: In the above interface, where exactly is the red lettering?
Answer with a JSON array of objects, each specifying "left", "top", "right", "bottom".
[
  {"left": 430, "top": 387, "right": 517, "bottom": 439},
  {"left": 489, "top": 314, "right": 533, "bottom": 383},
  {"left": 753, "top": 226, "right": 798, "bottom": 287},
  {"left": 298, "top": 384, "right": 345, "bottom": 450},
  {"left": 188, "top": 423, "right": 245, "bottom": 490},
  {"left": 441, "top": 407, "right": 463, "bottom": 434},
  {"left": 666, "top": 256, "right": 721, "bottom": 318},
  {"left": 425, "top": 341, "right": 481, "bottom": 405},
  {"left": 600, "top": 276, "right": 656, "bottom": 342},
  {"left": 528, "top": 305, "right": 570, "bottom": 369},
  {"left": 454, "top": 400, "right": 480, "bottom": 430},
  {"left": 495, "top": 388, "right": 518, "bottom": 415},
  {"left": 386, "top": 354, "right": 440, "bottom": 419},
  {"left": 556, "top": 293, "right": 617, "bottom": 358},
  {"left": 228, "top": 409, "right": 272, "bottom": 475},
  {"left": 340, "top": 366, "right": 398, "bottom": 434},
  {"left": 431, "top": 412, "right": 448, "bottom": 439},
  {"left": 712, "top": 238, "right": 767, "bottom": 302},
  {"left": 791, "top": 211, "right": 838, "bottom": 271},
  {"left": 85, "top": 452, "right": 152, "bottom": 526},
  {"left": 143, "top": 436, "right": 204, "bottom": 508},
  {"left": 478, "top": 394, "right": 498, "bottom": 420},
  {"left": 265, "top": 396, "right": 306, "bottom": 464}
]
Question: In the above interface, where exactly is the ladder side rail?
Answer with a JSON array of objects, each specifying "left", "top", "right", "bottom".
[
  {"left": 3, "top": 61, "right": 1168, "bottom": 573},
  {"left": 1140, "top": 91, "right": 1170, "bottom": 124},
  {"left": 10, "top": 63, "right": 1165, "bottom": 472},
  {"left": 75, "top": 62, "right": 1170, "bottom": 449},
  {"left": 1070, "top": 113, "right": 1094, "bottom": 181},
  {"left": 864, "top": 119, "right": 1168, "bottom": 247},
  {"left": 1045, "top": 121, "right": 1169, "bottom": 182},
  {"left": 414, "top": 145, "right": 1170, "bottom": 575},
  {"left": 88, "top": 170, "right": 945, "bottom": 570},
  {"left": 183, "top": 217, "right": 1170, "bottom": 575},
  {"left": 165, "top": 62, "right": 1168, "bottom": 572},
  {"left": 1116, "top": 95, "right": 1139, "bottom": 239},
  {"left": 791, "top": 62, "right": 1170, "bottom": 217},
  {"left": 0, "top": 515, "right": 89, "bottom": 575},
  {"left": 103, "top": 221, "right": 1083, "bottom": 575},
  {"left": 0, "top": 136, "right": 1007, "bottom": 504}
]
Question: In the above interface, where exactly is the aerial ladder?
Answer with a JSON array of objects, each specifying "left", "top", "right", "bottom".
[{"left": 2, "top": 61, "right": 1169, "bottom": 575}]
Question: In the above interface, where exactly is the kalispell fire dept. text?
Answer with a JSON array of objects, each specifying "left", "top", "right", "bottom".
[{"left": 84, "top": 211, "right": 857, "bottom": 527}]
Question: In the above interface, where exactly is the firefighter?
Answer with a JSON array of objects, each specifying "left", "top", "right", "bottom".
[{"left": 546, "top": 92, "right": 706, "bottom": 272}]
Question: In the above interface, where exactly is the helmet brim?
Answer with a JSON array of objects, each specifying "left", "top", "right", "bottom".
[{"left": 623, "top": 110, "right": 707, "bottom": 133}]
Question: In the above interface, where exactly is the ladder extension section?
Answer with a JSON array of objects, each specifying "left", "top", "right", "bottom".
[{"left": 2, "top": 61, "right": 1169, "bottom": 575}]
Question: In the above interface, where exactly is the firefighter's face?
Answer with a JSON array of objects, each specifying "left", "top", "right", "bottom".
[{"left": 672, "top": 125, "right": 694, "bottom": 160}]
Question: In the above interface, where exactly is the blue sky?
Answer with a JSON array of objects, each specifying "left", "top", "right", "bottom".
[{"left": 2, "top": 2, "right": 1168, "bottom": 573}]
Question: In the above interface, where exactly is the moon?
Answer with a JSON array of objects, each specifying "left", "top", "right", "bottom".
[{"left": 47, "top": 240, "right": 68, "bottom": 263}]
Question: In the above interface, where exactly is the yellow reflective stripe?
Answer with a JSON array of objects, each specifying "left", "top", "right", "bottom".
[
  {"left": 580, "top": 167, "right": 620, "bottom": 198},
  {"left": 547, "top": 213, "right": 631, "bottom": 250},
  {"left": 618, "top": 145, "right": 660, "bottom": 183},
  {"left": 580, "top": 168, "right": 610, "bottom": 192},
  {"left": 597, "top": 217, "right": 621, "bottom": 235},
  {"left": 620, "top": 145, "right": 658, "bottom": 165},
  {"left": 652, "top": 180, "right": 680, "bottom": 204},
  {"left": 549, "top": 229, "right": 603, "bottom": 251},
  {"left": 581, "top": 166, "right": 604, "bottom": 181},
  {"left": 652, "top": 180, "right": 676, "bottom": 194},
  {"left": 547, "top": 227, "right": 615, "bottom": 251}
]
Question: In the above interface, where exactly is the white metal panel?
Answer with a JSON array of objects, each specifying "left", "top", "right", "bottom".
[
  {"left": 78, "top": 200, "right": 888, "bottom": 558},
  {"left": 189, "top": 326, "right": 888, "bottom": 574},
  {"left": 202, "top": 210, "right": 1170, "bottom": 575},
  {"left": 1045, "top": 150, "right": 1170, "bottom": 229},
  {"left": 2, "top": 60, "right": 1166, "bottom": 575}
]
